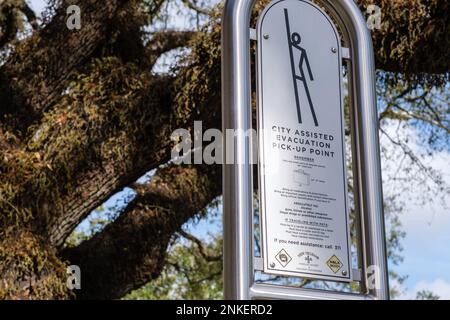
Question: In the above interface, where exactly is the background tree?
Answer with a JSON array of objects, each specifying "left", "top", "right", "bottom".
[
  {"left": 416, "top": 290, "right": 440, "bottom": 300},
  {"left": 0, "top": 0, "right": 448, "bottom": 299}
]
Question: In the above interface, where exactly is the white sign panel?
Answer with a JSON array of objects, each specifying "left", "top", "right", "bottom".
[{"left": 257, "top": 0, "right": 352, "bottom": 281}]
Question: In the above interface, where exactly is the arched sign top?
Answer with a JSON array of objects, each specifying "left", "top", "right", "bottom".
[
  {"left": 258, "top": 0, "right": 341, "bottom": 46},
  {"left": 257, "top": 0, "right": 342, "bottom": 128},
  {"left": 256, "top": 0, "right": 351, "bottom": 282}
]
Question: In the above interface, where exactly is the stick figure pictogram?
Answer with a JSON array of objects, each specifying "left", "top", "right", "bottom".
[{"left": 284, "top": 8, "right": 319, "bottom": 126}]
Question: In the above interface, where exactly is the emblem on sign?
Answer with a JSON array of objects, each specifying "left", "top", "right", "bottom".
[
  {"left": 276, "top": 249, "right": 292, "bottom": 267},
  {"left": 326, "top": 255, "right": 343, "bottom": 274},
  {"left": 257, "top": 0, "right": 352, "bottom": 282}
]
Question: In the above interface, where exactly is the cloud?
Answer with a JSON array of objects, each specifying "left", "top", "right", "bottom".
[{"left": 406, "top": 279, "right": 450, "bottom": 300}]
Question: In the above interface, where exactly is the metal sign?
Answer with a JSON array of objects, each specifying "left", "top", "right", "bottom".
[
  {"left": 222, "top": 0, "right": 389, "bottom": 300},
  {"left": 257, "top": 0, "right": 351, "bottom": 281}
]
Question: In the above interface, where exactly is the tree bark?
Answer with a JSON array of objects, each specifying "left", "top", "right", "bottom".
[{"left": 0, "top": 0, "right": 131, "bottom": 127}]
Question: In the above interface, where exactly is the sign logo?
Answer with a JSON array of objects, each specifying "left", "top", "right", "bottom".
[
  {"left": 276, "top": 249, "right": 292, "bottom": 267},
  {"left": 326, "top": 255, "right": 343, "bottom": 273},
  {"left": 298, "top": 251, "right": 319, "bottom": 265},
  {"left": 284, "top": 8, "right": 318, "bottom": 127}
]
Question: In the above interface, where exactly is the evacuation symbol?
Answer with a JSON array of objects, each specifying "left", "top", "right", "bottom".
[
  {"left": 275, "top": 249, "right": 292, "bottom": 268},
  {"left": 284, "top": 8, "right": 318, "bottom": 126},
  {"left": 326, "top": 255, "right": 343, "bottom": 273}
]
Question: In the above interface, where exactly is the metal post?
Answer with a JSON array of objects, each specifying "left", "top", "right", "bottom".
[
  {"left": 222, "top": 0, "right": 389, "bottom": 300},
  {"left": 222, "top": 0, "right": 255, "bottom": 300}
]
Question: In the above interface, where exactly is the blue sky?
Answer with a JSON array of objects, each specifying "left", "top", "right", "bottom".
[
  {"left": 27, "top": 0, "right": 450, "bottom": 299},
  {"left": 381, "top": 125, "right": 450, "bottom": 298},
  {"left": 29, "top": 1, "right": 45, "bottom": 15},
  {"left": 399, "top": 200, "right": 450, "bottom": 298}
]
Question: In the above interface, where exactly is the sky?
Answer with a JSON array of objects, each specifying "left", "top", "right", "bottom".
[
  {"left": 27, "top": 0, "right": 450, "bottom": 299},
  {"left": 381, "top": 125, "right": 450, "bottom": 299},
  {"left": 29, "top": 1, "right": 45, "bottom": 15}
]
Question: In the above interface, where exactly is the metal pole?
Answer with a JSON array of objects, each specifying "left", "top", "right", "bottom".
[{"left": 222, "top": 0, "right": 389, "bottom": 300}]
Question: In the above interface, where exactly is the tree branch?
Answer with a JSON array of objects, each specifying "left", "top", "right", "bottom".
[
  {"left": 178, "top": 230, "right": 222, "bottom": 262},
  {"left": 147, "top": 30, "right": 197, "bottom": 66},
  {"left": 38, "top": 65, "right": 177, "bottom": 248},
  {"left": 0, "top": 1, "right": 19, "bottom": 48},
  {"left": 391, "top": 103, "right": 449, "bottom": 134},
  {"left": 0, "top": 0, "right": 132, "bottom": 128},
  {"left": 61, "top": 164, "right": 221, "bottom": 300},
  {"left": 181, "top": 0, "right": 210, "bottom": 16},
  {"left": 357, "top": 0, "right": 450, "bottom": 76},
  {"left": 19, "top": 1, "right": 38, "bottom": 30},
  {"left": 380, "top": 127, "right": 443, "bottom": 186}
]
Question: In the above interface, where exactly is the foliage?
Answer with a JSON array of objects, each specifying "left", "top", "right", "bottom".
[
  {"left": 124, "top": 235, "right": 223, "bottom": 300},
  {"left": 416, "top": 290, "right": 440, "bottom": 300}
]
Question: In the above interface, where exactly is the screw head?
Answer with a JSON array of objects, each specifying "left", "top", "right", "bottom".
[
  {"left": 264, "top": 34, "right": 270, "bottom": 40},
  {"left": 342, "top": 270, "right": 348, "bottom": 276},
  {"left": 331, "top": 47, "right": 337, "bottom": 53},
  {"left": 270, "top": 262, "right": 276, "bottom": 268}
]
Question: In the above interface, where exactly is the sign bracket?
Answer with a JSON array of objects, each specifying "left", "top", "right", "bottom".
[
  {"left": 254, "top": 257, "right": 264, "bottom": 271},
  {"left": 249, "top": 28, "right": 257, "bottom": 41},
  {"left": 342, "top": 47, "right": 351, "bottom": 60}
]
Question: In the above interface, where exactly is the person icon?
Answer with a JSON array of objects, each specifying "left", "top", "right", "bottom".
[
  {"left": 290, "top": 33, "right": 314, "bottom": 83},
  {"left": 284, "top": 9, "right": 319, "bottom": 127}
]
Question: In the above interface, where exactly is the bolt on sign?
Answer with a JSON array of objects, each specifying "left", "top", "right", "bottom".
[{"left": 257, "top": 0, "right": 352, "bottom": 281}]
